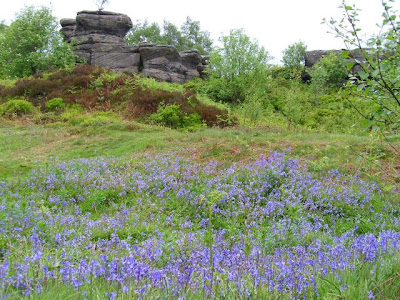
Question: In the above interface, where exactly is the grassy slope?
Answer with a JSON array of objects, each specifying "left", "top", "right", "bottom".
[{"left": 1, "top": 119, "right": 399, "bottom": 185}]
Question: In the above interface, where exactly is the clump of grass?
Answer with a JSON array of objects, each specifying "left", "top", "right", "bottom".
[{"left": 0, "top": 99, "right": 35, "bottom": 117}]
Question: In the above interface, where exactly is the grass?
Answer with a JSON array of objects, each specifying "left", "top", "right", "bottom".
[
  {"left": 1, "top": 117, "right": 400, "bottom": 299},
  {"left": 1, "top": 119, "right": 398, "bottom": 184}
]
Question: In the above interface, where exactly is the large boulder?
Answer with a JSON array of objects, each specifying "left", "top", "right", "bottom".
[
  {"left": 61, "top": 11, "right": 140, "bottom": 73},
  {"left": 180, "top": 50, "right": 202, "bottom": 80},
  {"left": 139, "top": 43, "right": 189, "bottom": 83},
  {"left": 74, "top": 11, "right": 132, "bottom": 37},
  {"left": 60, "top": 18, "right": 76, "bottom": 41}
]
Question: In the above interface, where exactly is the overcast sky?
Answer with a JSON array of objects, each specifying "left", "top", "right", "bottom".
[{"left": 1, "top": 0, "right": 398, "bottom": 64}]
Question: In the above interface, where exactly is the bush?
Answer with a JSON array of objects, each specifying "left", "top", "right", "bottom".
[
  {"left": 149, "top": 103, "right": 204, "bottom": 130},
  {"left": 0, "top": 99, "right": 35, "bottom": 117},
  {"left": 45, "top": 97, "right": 66, "bottom": 111},
  {"left": 310, "top": 52, "right": 347, "bottom": 88}
]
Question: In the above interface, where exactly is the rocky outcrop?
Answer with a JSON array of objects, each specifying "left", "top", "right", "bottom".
[
  {"left": 62, "top": 11, "right": 141, "bottom": 73},
  {"left": 139, "top": 43, "right": 187, "bottom": 83},
  {"left": 60, "top": 10, "right": 208, "bottom": 83},
  {"left": 60, "top": 18, "right": 76, "bottom": 41}
]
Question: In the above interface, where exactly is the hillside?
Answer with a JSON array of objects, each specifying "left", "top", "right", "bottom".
[{"left": 1, "top": 65, "right": 400, "bottom": 299}]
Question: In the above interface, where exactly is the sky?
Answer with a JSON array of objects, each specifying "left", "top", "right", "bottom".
[{"left": 1, "top": 0, "right": 398, "bottom": 64}]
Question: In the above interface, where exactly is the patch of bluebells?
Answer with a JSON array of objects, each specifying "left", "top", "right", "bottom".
[{"left": 0, "top": 152, "right": 399, "bottom": 298}]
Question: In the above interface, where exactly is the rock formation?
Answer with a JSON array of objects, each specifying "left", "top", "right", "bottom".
[{"left": 60, "top": 11, "right": 208, "bottom": 83}]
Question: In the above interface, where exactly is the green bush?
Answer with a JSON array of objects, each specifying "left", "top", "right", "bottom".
[
  {"left": 45, "top": 97, "right": 66, "bottom": 111},
  {"left": 150, "top": 103, "right": 204, "bottom": 130},
  {"left": 310, "top": 52, "right": 348, "bottom": 88},
  {"left": 0, "top": 99, "right": 34, "bottom": 117}
]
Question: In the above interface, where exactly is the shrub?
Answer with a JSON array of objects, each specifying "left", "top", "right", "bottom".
[
  {"left": 45, "top": 97, "right": 66, "bottom": 111},
  {"left": 0, "top": 99, "right": 34, "bottom": 117},
  {"left": 150, "top": 103, "right": 204, "bottom": 130},
  {"left": 310, "top": 52, "right": 347, "bottom": 88}
]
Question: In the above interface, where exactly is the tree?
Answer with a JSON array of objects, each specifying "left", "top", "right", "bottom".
[
  {"left": 125, "top": 20, "right": 163, "bottom": 45},
  {"left": 162, "top": 20, "right": 184, "bottom": 48},
  {"left": 282, "top": 41, "right": 307, "bottom": 68},
  {"left": 94, "top": 0, "right": 109, "bottom": 11},
  {"left": 180, "top": 17, "right": 213, "bottom": 54},
  {"left": 125, "top": 17, "right": 213, "bottom": 54},
  {"left": 0, "top": 6, "right": 76, "bottom": 79},
  {"left": 205, "top": 29, "right": 272, "bottom": 102},
  {"left": 325, "top": 0, "right": 399, "bottom": 134},
  {"left": 0, "top": 21, "right": 7, "bottom": 35},
  {"left": 281, "top": 41, "right": 307, "bottom": 80}
]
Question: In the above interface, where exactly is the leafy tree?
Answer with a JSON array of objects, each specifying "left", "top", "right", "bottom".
[
  {"left": 281, "top": 42, "right": 307, "bottom": 80},
  {"left": 126, "top": 20, "right": 163, "bottom": 45},
  {"left": 180, "top": 17, "right": 213, "bottom": 54},
  {"left": 205, "top": 29, "right": 272, "bottom": 103},
  {"left": 0, "top": 21, "right": 7, "bottom": 35},
  {"left": 281, "top": 41, "right": 307, "bottom": 80},
  {"left": 325, "top": 0, "right": 399, "bottom": 134},
  {"left": 125, "top": 17, "right": 213, "bottom": 54},
  {"left": 0, "top": 6, "right": 76, "bottom": 79},
  {"left": 162, "top": 20, "right": 184, "bottom": 48},
  {"left": 282, "top": 41, "right": 307, "bottom": 67}
]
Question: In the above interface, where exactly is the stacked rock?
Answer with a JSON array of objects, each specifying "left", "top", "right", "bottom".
[
  {"left": 60, "top": 11, "right": 209, "bottom": 83},
  {"left": 61, "top": 11, "right": 140, "bottom": 73}
]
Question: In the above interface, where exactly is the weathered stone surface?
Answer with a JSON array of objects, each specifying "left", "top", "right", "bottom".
[
  {"left": 72, "top": 34, "right": 125, "bottom": 46},
  {"left": 139, "top": 44, "right": 181, "bottom": 65},
  {"left": 60, "top": 19, "right": 76, "bottom": 41},
  {"left": 60, "top": 26, "right": 75, "bottom": 41},
  {"left": 91, "top": 52, "right": 140, "bottom": 73},
  {"left": 180, "top": 50, "right": 202, "bottom": 79},
  {"left": 139, "top": 44, "right": 192, "bottom": 83},
  {"left": 180, "top": 50, "right": 202, "bottom": 69},
  {"left": 74, "top": 11, "right": 132, "bottom": 37},
  {"left": 60, "top": 18, "right": 76, "bottom": 27}
]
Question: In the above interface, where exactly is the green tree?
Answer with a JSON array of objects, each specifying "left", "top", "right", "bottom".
[
  {"left": 125, "top": 20, "right": 163, "bottom": 45},
  {"left": 162, "top": 20, "right": 184, "bottom": 48},
  {"left": 325, "top": 0, "right": 399, "bottom": 134},
  {"left": 282, "top": 41, "right": 307, "bottom": 67},
  {"left": 125, "top": 17, "right": 213, "bottom": 54},
  {"left": 0, "top": 6, "right": 76, "bottom": 79},
  {"left": 281, "top": 41, "right": 307, "bottom": 80},
  {"left": 180, "top": 17, "right": 213, "bottom": 54},
  {"left": 0, "top": 21, "right": 7, "bottom": 35},
  {"left": 205, "top": 29, "right": 271, "bottom": 103}
]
